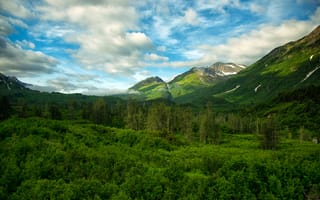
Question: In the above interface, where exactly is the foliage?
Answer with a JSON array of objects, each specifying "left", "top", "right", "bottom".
[{"left": 0, "top": 118, "right": 319, "bottom": 199}]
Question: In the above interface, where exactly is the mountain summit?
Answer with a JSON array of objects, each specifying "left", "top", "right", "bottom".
[{"left": 129, "top": 76, "right": 171, "bottom": 100}]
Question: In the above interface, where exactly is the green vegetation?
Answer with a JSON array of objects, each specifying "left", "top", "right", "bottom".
[
  {"left": 0, "top": 118, "right": 319, "bottom": 199},
  {"left": 128, "top": 77, "right": 171, "bottom": 101}
]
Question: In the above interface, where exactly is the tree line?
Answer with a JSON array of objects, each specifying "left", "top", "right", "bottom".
[{"left": 1, "top": 95, "right": 283, "bottom": 149}]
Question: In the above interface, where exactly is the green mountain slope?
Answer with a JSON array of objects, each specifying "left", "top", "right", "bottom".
[
  {"left": 169, "top": 62, "right": 244, "bottom": 103},
  {"left": 129, "top": 62, "right": 244, "bottom": 102},
  {"left": 208, "top": 25, "right": 320, "bottom": 105},
  {"left": 129, "top": 76, "right": 171, "bottom": 100}
]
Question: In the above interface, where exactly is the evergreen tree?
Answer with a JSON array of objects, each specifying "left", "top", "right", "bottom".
[
  {"left": 67, "top": 100, "right": 77, "bottom": 120},
  {"left": 91, "top": 98, "right": 109, "bottom": 124},
  {"left": 0, "top": 96, "right": 11, "bottom": 120},
  {"left": 81, "top": 102, "right": 92, "bottom": 120},
  {"left": 257, "top": 117, "right": 279, "bottom": 150},
  {"left": 49, "top": 104, "right": 62, "bottom": 120},
  {"left": 146, "top": 102, "right": 171, "bottom": 134},
  {"left": 199, "top": 103, "right": 220, "bottom": 144},
  {"left": 181, "top": 107, "right": 193, "bottom": 141},
  {"left": 126, "top": 100, "right": 141, "bottom": 130}
]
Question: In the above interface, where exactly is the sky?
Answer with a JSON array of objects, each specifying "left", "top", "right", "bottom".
[{"left": 0, "top": 0, "right": 319, "bottom": 95}]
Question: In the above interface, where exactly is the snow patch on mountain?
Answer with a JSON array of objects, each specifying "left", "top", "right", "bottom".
[
  {"left": 300, "top": 66, "right": 320, "bottom": 83},
  {"left": 237, "top": 65, "right": 246, "bottom": 69},
  {"left": 225, "top": 85, "right": 240, "bottom": 93},
  {"left": 310, "top": 55, "right": 314, "bottom": 61},
  {"left": 254, "top": 84, "right": 261, "bottom": 93},
  {"left": 222, "top": 71, "right": 237, "bottom": 76},
  {"left": 225, "top": 64, "right": 236, "bottom": 68}
]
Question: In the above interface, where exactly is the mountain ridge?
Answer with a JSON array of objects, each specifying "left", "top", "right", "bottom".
[
  {"left": 129, "top": 62, "right": 245, "bottom": 101},
  {"left": 0, "top": 73, "right": 32, "bottom": 91}
]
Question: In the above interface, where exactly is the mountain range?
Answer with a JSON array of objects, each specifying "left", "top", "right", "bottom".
[
  {"left": 129, "top": 25, "right": 320, "bottom": 106},
  {"left": 1, "top": 26, "right": 319, "bottom": 108},
  {"left": 129, "top": 62, "right": 245, "bottom": 102}
]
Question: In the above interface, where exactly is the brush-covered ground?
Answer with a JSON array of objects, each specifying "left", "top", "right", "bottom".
[{"left": 1, "top": 118, "right": 319, "bottom": 200}]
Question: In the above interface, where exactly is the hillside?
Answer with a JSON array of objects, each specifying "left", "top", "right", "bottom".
[
  {"left": 129, "top": 62, "right": 245, "bottom": 102},
  {"left": 127, "top": 26, "right": 320, "bottom": 107},
  {"left": 129, "top": 76, "right": 171, "bottom": 100},
  {"left": 210, "top": 25, "right": 320, "bottom": 105}
]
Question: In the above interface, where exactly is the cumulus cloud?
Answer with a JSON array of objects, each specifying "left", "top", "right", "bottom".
[
  {"left": 95, "top": 2, "right": 319, "bottom": 71},
  {"left": 0, "top": 38, "right": 58, "bottom": 77},
  {"left": 16, "top": 40, "right": 35, "bottom": 49},
  {"left": 184, "top": 8, "right": 200, "bottom": 25},
  {"left": 132, "top": 70, "right": 152, "bottom": 81},
  {"left": 159, "top": 7, "right": 320, "bottom": 68},
  {"left": 198, "top": 20, "right": 319, "bottom": 65},
  {"left": 145, "top": 53, "right": 169, "bottom": 62},
  {"left": 34, "top": 0, "right": 156, "bottom": 75},
  {"left": 0, "top": 17, "right": 12, "bottom": 36},
  {"left": 0, "top": 0, "right": 33, "bottom": 18}
]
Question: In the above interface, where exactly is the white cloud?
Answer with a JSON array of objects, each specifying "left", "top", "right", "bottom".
[
  {"left": 184, "top": 8, "right": 200, "bottom": 25},
  {"left": 0, "top": 0, "right": 33, "bottom": 18},
  {"left": 249, "top": 3, "right": 265, "bottom": 14},
  {"left": 36, "top": 1, "right": 155, "bottom": 75},
  {"left": 157, "top": 46, "right": 167, "bottom": 52},
  {"left": 0, "top": 15, "right": 28, "bottom": 36},
  {"left": 145, "top": 53, "right": 169, "bottom": 62},
  {"left": 0, "top": 38, "right": 58, "bottom": 77},
  {"left": 183, "top": 49, "right": 204, "bottom": 60},
  {"left": 196, "top": 0, "right": 241, "bottom": 13},
  {"left": 16, "top": 40, "right": 35, "bottom": 49},
  {"left": 0, "top": 17, "right": 12, "bottom": 36},
  {"left": 132, "top": 70, "right": 152, "bottom": 81},
  {"left": 198, "top": 19, "right": 318, "bottom": 65},
  {"left": 152, "top": 7, "right": 319, "bottom": 69}
]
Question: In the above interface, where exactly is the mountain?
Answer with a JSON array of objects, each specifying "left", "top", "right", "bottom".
[
  {"left": 127, "top": 26, "right": 320, "bottom": 106},
  {"left": 168, "top": 62, "right": 245, "bottom": 102},
  {"left": 129, "top": 76, "right": 171, "bottom": 100},
  {"left": 129, "top": 62, "right": 245, "bottom": 101},
  {"left": 209, "top": 25, "right": 320, "bottom": 105},
  {"left": 0, "top": 73, "right": 31, "bottom": 93}
]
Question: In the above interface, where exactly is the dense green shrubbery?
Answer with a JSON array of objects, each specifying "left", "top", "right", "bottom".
[{"left": 0, "top": 118, "right": 319, "bottom": 199}]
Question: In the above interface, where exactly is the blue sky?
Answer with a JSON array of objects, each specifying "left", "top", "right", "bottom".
[{"left": 0, "top": 0, "right": 319, "bottom": 95}]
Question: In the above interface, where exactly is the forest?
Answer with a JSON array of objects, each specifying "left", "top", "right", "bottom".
[{"left": 0, "top": 87, "right": 320, "bottom": 199}]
